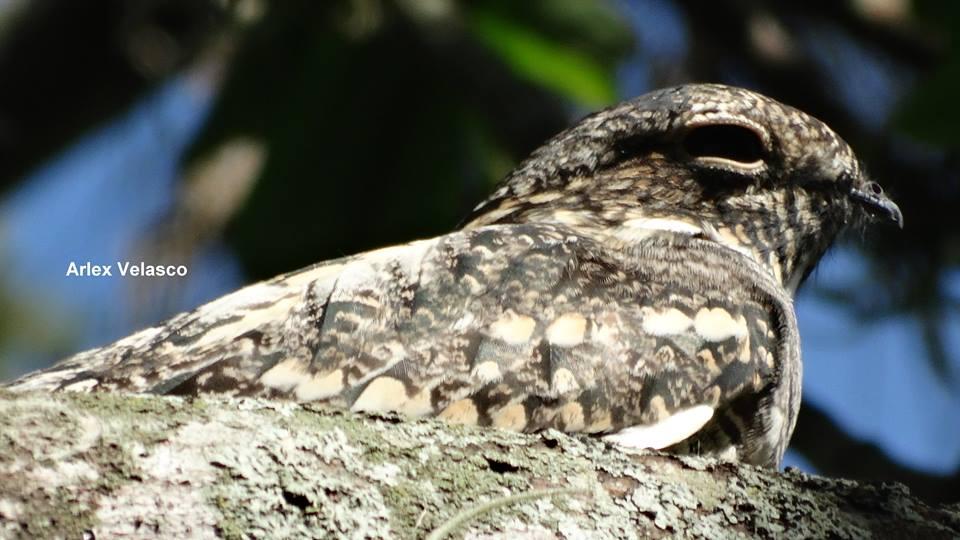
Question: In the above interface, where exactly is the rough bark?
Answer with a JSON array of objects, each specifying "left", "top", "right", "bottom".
[{"left": 0, "top": 390, "right": 957, "bottom": 540}]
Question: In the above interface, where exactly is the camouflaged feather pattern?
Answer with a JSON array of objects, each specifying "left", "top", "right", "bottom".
[{"left": 5, "top": 84, "right": 902, "bottom": 468}]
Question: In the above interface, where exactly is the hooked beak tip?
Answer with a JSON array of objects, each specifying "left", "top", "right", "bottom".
[
  {"left": 851, "top": 187, "right": 903, "bottom": 229},
  {"left": 889, "top": 202, "right": 904, "bottom": 229}
]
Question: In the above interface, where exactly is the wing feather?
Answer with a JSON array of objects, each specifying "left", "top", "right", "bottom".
[{"left": 5, "top": 223, "right": 796, "bottom": 464}]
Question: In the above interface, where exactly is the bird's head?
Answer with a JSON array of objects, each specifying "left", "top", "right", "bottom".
[{"left": 463, "top": 83, "right": 902, "bottom": 294}]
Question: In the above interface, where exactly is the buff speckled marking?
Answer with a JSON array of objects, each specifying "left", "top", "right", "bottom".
[{"left": 5, "top": 83, "right": 902, "bottom": 469}]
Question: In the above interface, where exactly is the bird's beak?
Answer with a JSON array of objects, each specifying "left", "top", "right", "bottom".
[{"left": 850, "top": 184, "right": 904, "bottom": 229}]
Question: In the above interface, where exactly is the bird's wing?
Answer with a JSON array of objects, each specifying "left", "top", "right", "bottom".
[{"left": 6, "top": 223, "right": 795, "bottom": 459}]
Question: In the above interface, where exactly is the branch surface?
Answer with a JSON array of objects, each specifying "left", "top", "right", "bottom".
[{"left": 1, "top": 391, "right": 957, "bottom": 539}]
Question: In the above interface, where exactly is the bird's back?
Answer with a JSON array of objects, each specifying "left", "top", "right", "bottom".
[
  {"left": 5, "top": 83, "right": 904, "bottom": 468},
  {"left": 7, "top": 222, "right": 798, "bottom": 466}
]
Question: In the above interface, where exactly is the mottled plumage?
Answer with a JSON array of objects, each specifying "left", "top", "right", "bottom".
[{"left": 6, "top": 84, "right": 901, "bottom": 468}]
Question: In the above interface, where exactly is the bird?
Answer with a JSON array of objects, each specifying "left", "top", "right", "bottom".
[{"left": 4, "top": 84, "right": 902, "bottom": 468}]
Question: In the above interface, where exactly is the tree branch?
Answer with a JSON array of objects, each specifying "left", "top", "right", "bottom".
[
  {"left": 793, "top": 402, "right": 960, "bottom": 504},
  {"left": 1, "top": 390, "right": 957, "bottom": 539}
]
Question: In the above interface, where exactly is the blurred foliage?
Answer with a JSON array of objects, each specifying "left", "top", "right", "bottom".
[
  {"left": 0, "top": 0, "right": 226, "bottom": 188},
  {"left": 0, "top": 0, "right": 958, "bottom": 502},
  {"left": 894, "top": 0, "right": 960, "bottom": 145},
  {"left": 188, "top": 0, "right": 630, "bottom": 277},
  {"left": 466, "top": 1, "right": 624, "bottom": 106}
]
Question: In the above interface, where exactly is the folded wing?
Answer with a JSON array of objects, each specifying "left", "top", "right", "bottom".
[{"left": 6, "top": 223, "right": 796, "bottom": 465}]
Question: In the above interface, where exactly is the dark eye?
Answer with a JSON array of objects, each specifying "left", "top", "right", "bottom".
[{"left": 681, "top": 124, "right": 766, "bottom": 165}]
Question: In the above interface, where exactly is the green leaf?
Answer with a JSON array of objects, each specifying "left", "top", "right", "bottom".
[
  {"left": 893, "top": 58, "right": 960, "bottom": 147},
  {"left": 466, "top": 6, "right": 616, "bottom": 107}
]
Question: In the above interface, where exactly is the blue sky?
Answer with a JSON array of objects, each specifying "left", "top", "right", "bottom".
[{"left": 0, "top": 72, "right": 242, "bottom": 374}]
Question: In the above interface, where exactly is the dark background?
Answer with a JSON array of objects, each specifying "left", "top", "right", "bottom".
[{"left": 0, "top": 0, "right": 956, "bottom": 502}]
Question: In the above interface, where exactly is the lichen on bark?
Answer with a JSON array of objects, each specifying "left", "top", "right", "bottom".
[{"left": 1, "top": 390, "right": 957, "bottom": 539}]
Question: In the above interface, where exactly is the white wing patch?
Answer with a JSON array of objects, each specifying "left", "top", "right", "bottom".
[
  {"left": 693, "top": 308, "right": 747, "bottom": 342},
  {"left": 351, "top": 376, "right": 408, "bottom": 413},
  {"left": 258, "top": 359, "right": 347, "bottom": 402},
  {"left": 545, "top": 313, "right": 587, "bottom": 347},
  {"left": 258, "top": 358, "right": 308, "bottom": 391},
  {"left": 488, "top": 311, "right": 537, "bottom": 344},
  {"left": 611, "top": 217, "right": 704, "bottom": 243},
  {"left": 602, "top": 404, "right": 714, "bottom": 449},
  {"left": 641, "top": 307, "right": 693, "bottom": 336}
]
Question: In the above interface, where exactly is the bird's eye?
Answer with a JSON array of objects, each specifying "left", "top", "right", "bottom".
[{"left": 681, "top": 124, "right": 766, "bottom": 166}]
